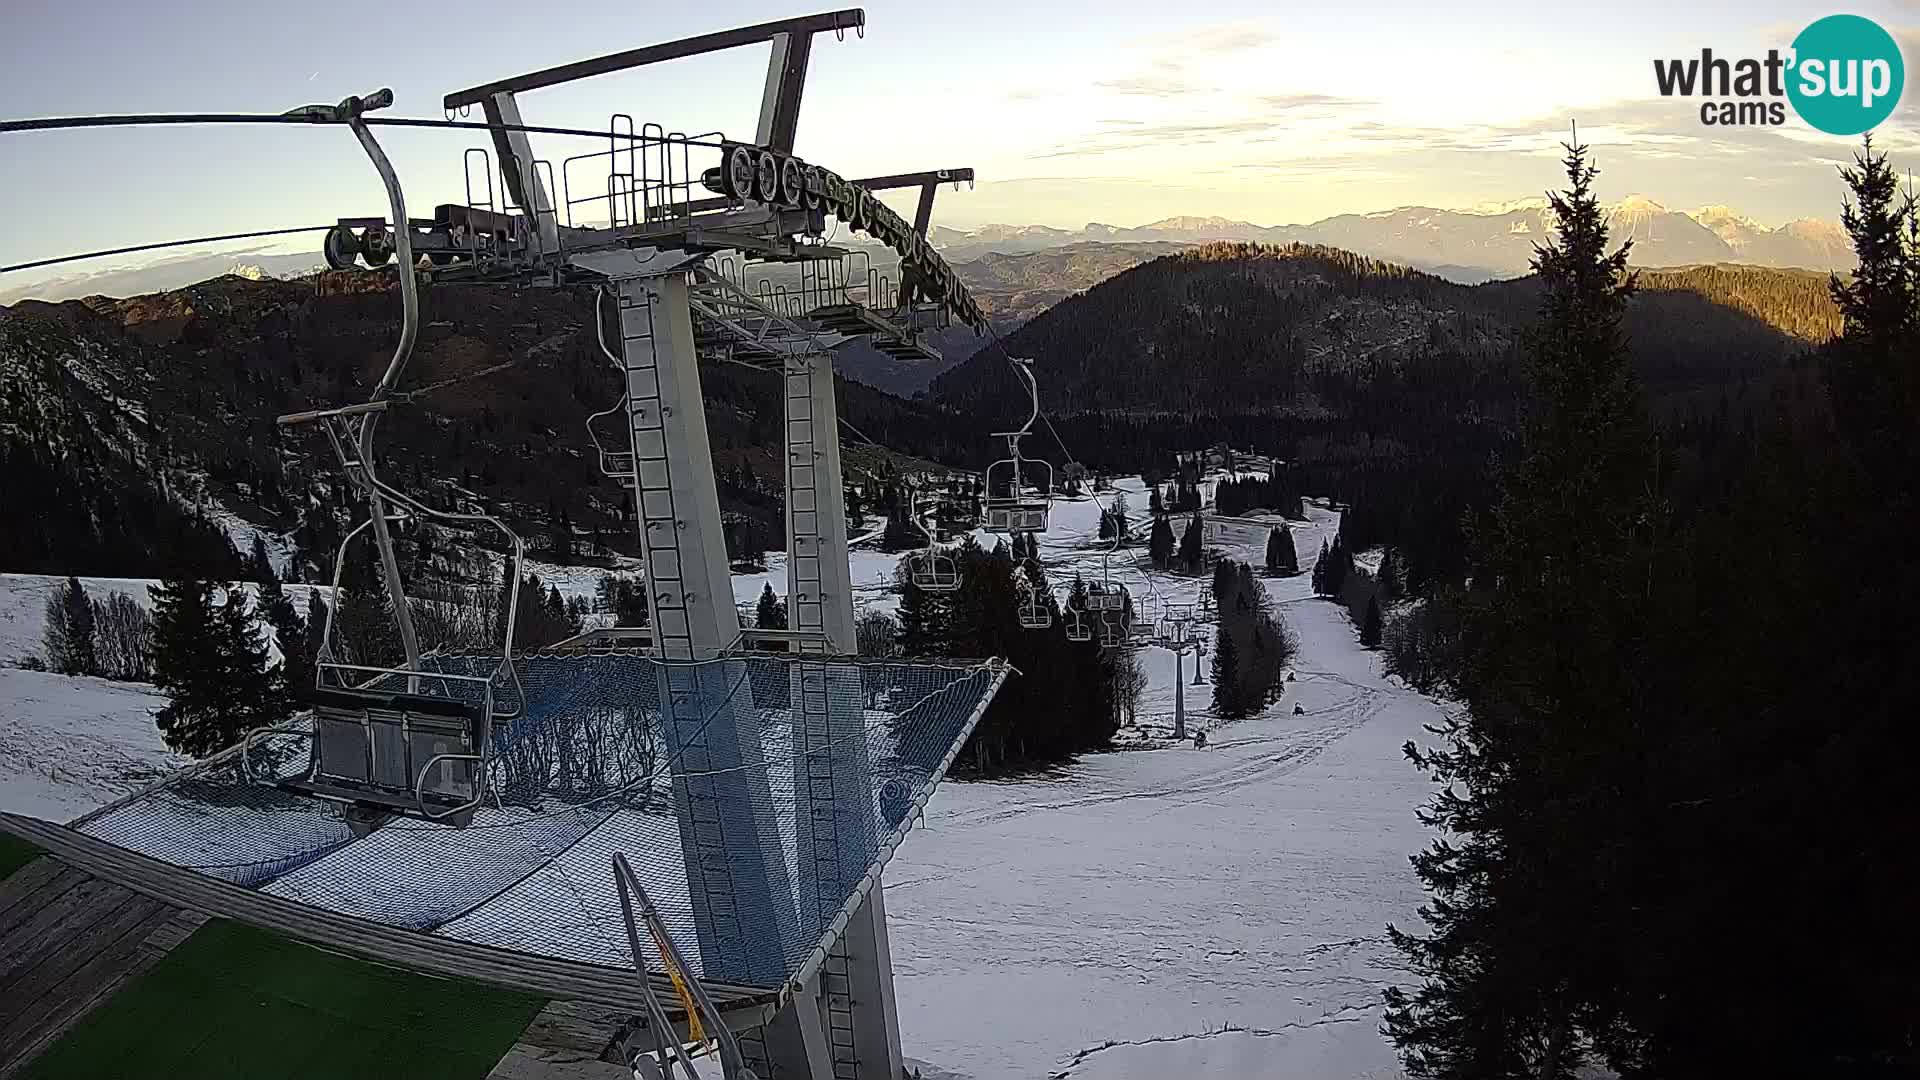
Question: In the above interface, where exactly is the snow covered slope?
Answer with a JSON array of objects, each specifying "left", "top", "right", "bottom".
[
  {"left": 0, "top": 668, "right": 181, "bottom": 823},
  {"left": 885, "top": 496, "right": 1431, "bottom": 1079},
  {"left": 0, "top": 478, "right": 1439, "bottom": 1076}
]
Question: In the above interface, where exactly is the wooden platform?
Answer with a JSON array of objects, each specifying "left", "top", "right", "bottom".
[
  {"left": 0, "top": 817, "right": 781, "bottom": 1078},
  {"left": 0, "top": 855, "right": 206, "bottom": 1077}
]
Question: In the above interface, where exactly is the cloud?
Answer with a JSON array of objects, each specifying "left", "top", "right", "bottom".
[
  {"left": 1095, "top": 74, "right": 1204, "bottom": 99},
  {"left": 1037, "top": 117, "right": 1296, "bottom": 159},
  {"left": 1154, "top": 22, "right": 1277, "bottom": 56},
  {"left": 1259, "top": 93, "right": 1377, "bottom": 113}
]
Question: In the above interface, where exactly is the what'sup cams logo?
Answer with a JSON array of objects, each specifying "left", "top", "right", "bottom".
[{"left": 1653, "top": 14, "right": 1905, "bottom": 134}]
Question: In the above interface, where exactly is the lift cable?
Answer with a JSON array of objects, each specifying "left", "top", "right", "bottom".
[
  {"left": 0, "top": 111, "right": 726, "bottom": 146},
  {"left": 1, "top": 224, "right": 335, "bottom": 275}
]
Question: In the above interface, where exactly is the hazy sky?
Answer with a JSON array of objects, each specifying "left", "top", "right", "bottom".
[{"left": 2, "top": 0, "right": 1916, "bottom": 300}]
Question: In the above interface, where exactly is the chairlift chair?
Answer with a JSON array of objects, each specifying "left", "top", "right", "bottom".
[
  {"left": 1064, "top": 607, "right": 1093, "bottom": 643},
  {"left": 249, "top": 97, "right": 525, "bottom": 832},
  {"left": 909, "top": 549, "right": 961, "bottom": 593},
  {"left": 983, "top": 359, "right": 1054, "bottom": 533},
  {"left": 907, "top": 488, "right": 961, "bottom": 593},
  {"left": 1016, "top": 578, "right": 1052, "bottom": 630}
]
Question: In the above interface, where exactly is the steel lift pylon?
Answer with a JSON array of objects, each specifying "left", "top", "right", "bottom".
[{"left": 395, "top": 11, "right": 980, "bottom": 1078}]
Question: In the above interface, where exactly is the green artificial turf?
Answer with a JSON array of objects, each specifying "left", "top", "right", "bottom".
[
  {"left": 20, "top": 919, "right": 547, "bottom": 1080},
  {"left": 0, "top": 831, "right": 42, "bottom": 881}
]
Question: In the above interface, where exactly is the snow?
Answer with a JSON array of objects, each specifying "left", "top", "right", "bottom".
[
  {"left": 0, "top": 574, "right": 160, "bottom": 669},
  {"left": 0, "top": 573, "right": 325, "bottom": 670},
  {"left": 0, "top": 667, "right": 183, "bottom": 823},
  {"left": 0, "top": 472, "right": 1441, "bottom": 1077},
  {"left": 881, "top": 494, "right": 1432, "bottom": 1079}
]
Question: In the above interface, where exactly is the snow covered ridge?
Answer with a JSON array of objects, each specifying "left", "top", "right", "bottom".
[{"left": 0, "top": 573, "right": 323, "bottom": 670}]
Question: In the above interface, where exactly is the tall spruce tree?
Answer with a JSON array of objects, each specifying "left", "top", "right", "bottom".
[
  {"left": 152, "top": 580, "right": 284, "bottom": 757},
  {"left": 1359, "top": 595, "right": 1382, "bottom": 649},
  {"left": 1377, "top": 547, "right": 1401, "bottom": 601},
  {"left": 43, "top": 576, "right": 98, "bottom": 675},
  {"left": 755, "top": 583, "right": 788, "bottom": 630},
  {"left": 1209, "top": 623, "right": 1243, "bottom": 719},
  {"left": 1385, "top": 137, "right": 1658, "bottom": 1078},
  {"left": 1149, "top": 514, "right": 1176, "bottom": 568},
  {"left": 247, "top": 533, "right": 275, "bottom": 583},
  {"left": 1178, "top": 515, "right": 1202, "bottom": 572},
  {"left": 258, "top": 574, "right": 310, "bottom": 706}
]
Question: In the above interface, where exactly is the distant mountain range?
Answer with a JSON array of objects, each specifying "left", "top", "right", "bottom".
[
  {"left": 929, "top": 198, "right": 1851, "bottom": 283},
  {"left": 929, "top": 243, "right": 1842, "bottom": 422}
]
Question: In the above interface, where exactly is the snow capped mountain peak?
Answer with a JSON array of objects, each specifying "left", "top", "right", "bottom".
[
  {"left": 1691, "top": 204, "right": 1760, "bottom": 229},
  {"left": 1611, "top": 193, "right": 1669, "bottom": 215},
  {"left": 1465, "top": 196, "right": 1550, "bottom": 216}
]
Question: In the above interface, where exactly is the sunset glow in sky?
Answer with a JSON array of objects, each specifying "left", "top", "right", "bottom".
[{"left": 2, "top": 0, "right": 1915, "bottom": 300}]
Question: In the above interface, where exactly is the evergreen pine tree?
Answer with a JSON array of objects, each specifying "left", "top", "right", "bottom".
[
  {"left": 43, "top": 576, "right": 98, "bottom": 675},
  {"left": 1209, "top": 624, "right": 1242, "bottom": 718},
  {"left": 247, "top": 533, "right": 275, "bottom": 583},
  {"left": 1178, "top": 515, "right": 1203, "bottom": 572},
  {"left": 259, "top": 573, "right": 311, "bottom": 705},
  {"left": 1385, "top": 135, "right": 1657, "bottom": 1079},
  {"left": 152, "top": 580, "right": 282, "bottom": 756},
  {"left": 1378, "top": 547, "right": 1401, "bottom": 601},
  {"left": 755, "top": 583, "right": 788, "bottom": 630},
  {"left": 1264, "top": 526, "right": 1299, "bottom": 576},
  {"left": 1359, "top": 596, "right": 1383, "bottom": 649},
  {"left": 1311, "top": 540, "right": 1332, "bottom": 595},
  {"left": 1149, "top": 514, "right": 1176, "bottom": 569},
  {"left": 1826, "top": 134, "right": 1919, "bottom": 481},
  {"left": 1322, "top": 536, "right": 1351, "bottom": 596}
]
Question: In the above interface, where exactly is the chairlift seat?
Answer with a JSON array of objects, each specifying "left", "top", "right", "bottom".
[
  {"left": 1064, "top": 613, "right": 1093, "bottom": 642},
  {"left": 280, "top": 688, "right": 487, "bottom": 827},
  {"left": 984, "top": 502, "right": 1049, "bottom": 533},
  {"left": 909, "top": 552, "right": 961, "bottom": 593},
  {"left": 1017, "top": 604, "right": 1052, "bottom": 630}
]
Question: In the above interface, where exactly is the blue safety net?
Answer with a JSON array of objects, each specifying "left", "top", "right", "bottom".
[{"left": 73, "top": 652, "right": 1007, "bottom": 989}]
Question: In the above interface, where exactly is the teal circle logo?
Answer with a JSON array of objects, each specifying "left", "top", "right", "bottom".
[{"left": 1787, "top": 15, "right": 1905, "bottom": 135}]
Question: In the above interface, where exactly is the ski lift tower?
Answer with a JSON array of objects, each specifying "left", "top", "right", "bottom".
[{"left": 310, "top": 12, "right": 988, "bottom": 1078}]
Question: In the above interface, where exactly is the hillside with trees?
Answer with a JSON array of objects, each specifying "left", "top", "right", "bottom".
[{"left": 1380, "top": 137, "right": 1920, "bottom": 1077}]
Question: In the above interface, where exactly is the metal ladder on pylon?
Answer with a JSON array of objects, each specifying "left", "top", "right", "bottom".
[
  {"left": 794, "top": 653, "right": 861, "bottom": 1079},
  {"left": 822, "top": 942, "right": 860, "bottom": 1079},
  {"left": 615, "top": 277, "right": 695, "bottom": 659},
  {"left": 784, "top": 355, "right": 830, "bottom": 655}
]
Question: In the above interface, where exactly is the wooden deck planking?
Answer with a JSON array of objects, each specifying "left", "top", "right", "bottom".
[
  {"left": 486, "top": 1001, "right": 633, "bottom": 1079},
  {"left": 0, "top": 879, "right": 147, "bottom": 988},
  {"left": 0, "top": 859, "right": 203, "bottom": 1080},
  {"left": 0, "top": 908, "right": 192, "bottom": 1078},
  {"left": 0, "top": 864, "right": 80, "bottom": 932}
]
